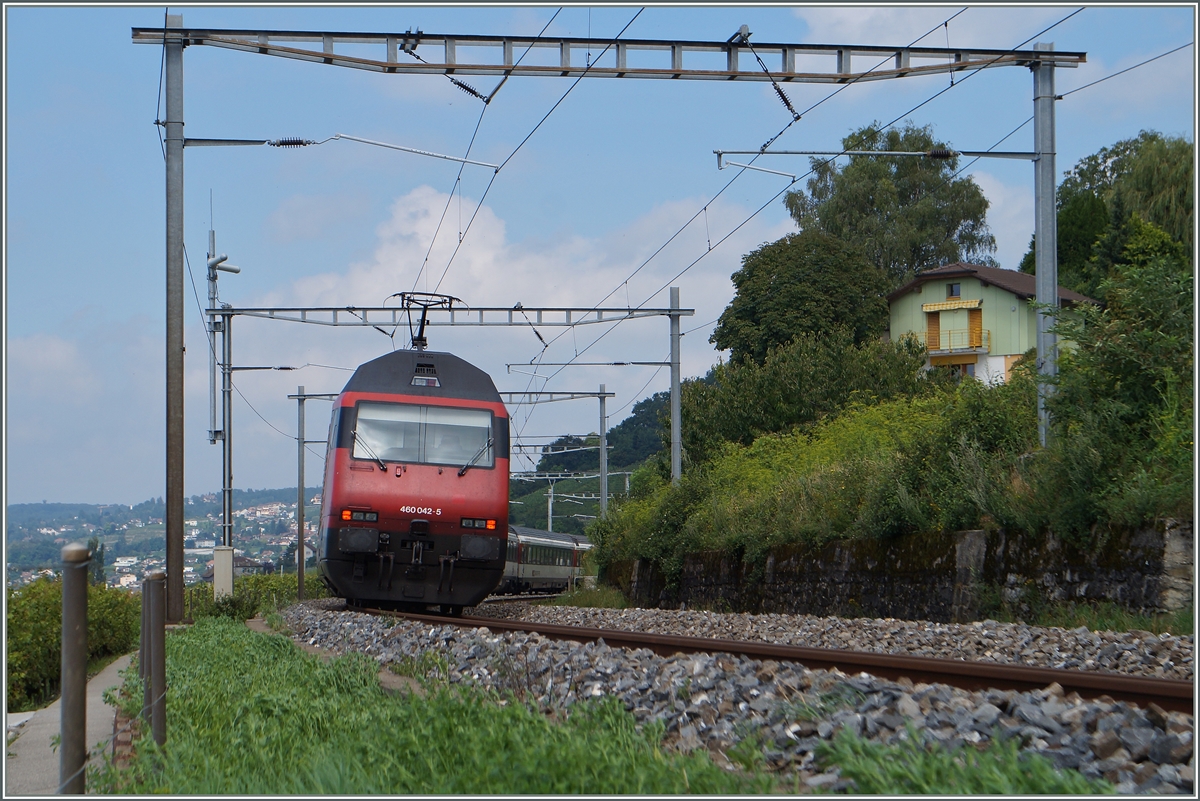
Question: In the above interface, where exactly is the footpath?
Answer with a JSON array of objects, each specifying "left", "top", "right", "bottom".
[{"left": 5, "top": 654, "right": 132, "bottom": 796}]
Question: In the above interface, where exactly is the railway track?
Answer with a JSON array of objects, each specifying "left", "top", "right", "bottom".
[{"left": 355, "top": 604, "right": 1193, "bottom": 714}]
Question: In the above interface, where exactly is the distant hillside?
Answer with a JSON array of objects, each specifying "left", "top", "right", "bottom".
[{"left": 6, "top": 488, "right": 323, "bottom": 534}]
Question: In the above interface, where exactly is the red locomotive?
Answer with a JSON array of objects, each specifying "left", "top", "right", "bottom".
[{"left": 316, "top": 345, "right": 509, "bottom": 614}]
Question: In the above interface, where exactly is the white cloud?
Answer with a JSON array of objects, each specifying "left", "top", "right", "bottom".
[
  {"left": 267, "top": 191, "right": 372, "bottom": 244},
  {"left": 971, "top": 171, "right": 1034, "bottom": 271},
  {"left": 5, "top": 322, "right": 162, "bottom": 504},
  {"left": 1056, "top": 50, "right": 1195, "bottom": 131},
  {"left": 4, "top": 185, "right": 791, "bottom": 502},
  {"left": 795, "top": 7, "right": 1066, "bottom": 50},
  {"left": 209, "top": 185, "right": 790, "bottom": 488},
  {"left": 6, "top": 333, "right": 100, "bottom": 400}
]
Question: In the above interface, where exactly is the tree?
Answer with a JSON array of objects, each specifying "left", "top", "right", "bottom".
[
  {"left": 86, "top": 536, "right": 105, "bottom": 586},
  {"left": 711, "top": 230, "right": 889, "bottom": 364},
  {"left": 784, "top": 121, "right": 996, "bottom": 285},
  {"left": 533, "top": 392, "right": 669, "bottom": 474},
  {"left": 1033, "top": 217, "right": 1194, "bottom": 533},
  {"left": 1018, "top": 190, "right": 1108, "bottom": 297},
  {"left": 536, "top": 435, "right": 598, "bottom": 473},
  {"left": 607, "top": 391, "right": 668, "bottom": 467},
  {"left": 1019, "top": 131, "right": 1194, "bottom": 297}
]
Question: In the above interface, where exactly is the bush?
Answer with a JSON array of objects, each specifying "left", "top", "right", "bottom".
[
  {"left": 6, "top": 577, "right": 140, "bottom": 711},
  {"left": 680, "top": 327, "right": 938, "bottom": 465},
  {"left": 184, "top": 573, "right": 329, "bottom": 621},
  {"left": 592, "top": 375, "right": 1041, "bottom": 586},
  {"left": 1029, "top": 219, "right": 1194, "bottom": 540}
]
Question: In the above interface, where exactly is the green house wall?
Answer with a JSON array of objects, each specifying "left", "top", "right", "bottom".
[{"left": 888, "top": 276, "right": 1036, "bottom": 357}]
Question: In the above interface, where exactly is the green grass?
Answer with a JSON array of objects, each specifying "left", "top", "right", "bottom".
[
  {"left": 540, "top": 584, "right": 629, "bottom": 609},
  {"left": 92, "top": 617, "right": 772, "bottom": 794},
  {"left": 816, "top": 725, "right": 1114, "bottom": 795},
  {"left": 977, "top": 589, "right": 1195, "bottom": 636},
  {"left": 1030, "top": 601, "right": 1193, "bottom": 636}
]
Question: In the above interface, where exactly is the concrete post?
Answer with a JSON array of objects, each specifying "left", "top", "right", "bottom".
[
  {"left": 59, "top": 543, "right": 89, "bottom": 794},
  {"left": 598, "top": 384, "right": 608, "bottom": 516},
  {"left": 221, "top": 313, "right": 233, "bottom": 548},
  {"left": 296, "top": 385, "right": 305, "bottom": 601},
  {"left": 547, "top": 482, "right": 554, "bottom": 533},
  {"left": 669, "top": 287, "right": 682, "bottom": 484},
  {"left": 1033, "top": 42, "right": 1059, "bottom": 447},
  {"left": 213, "top": 546, "right": 234, "bottom": 599}
]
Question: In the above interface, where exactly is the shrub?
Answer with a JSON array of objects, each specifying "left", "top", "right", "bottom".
[
  {"left": 185, "top": 572, "right": 329, "bottom": 621},
  {"left": 6, "top": 577, "right": 140, "bottom": 711}
]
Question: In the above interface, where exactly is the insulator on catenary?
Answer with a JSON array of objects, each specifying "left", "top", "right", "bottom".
[
  {"left": 926, "top": 148, "right": 955, "bottom": 159},
  {"left": 450, "top": 78, "right": 487, "bottom": 102},
  {"left": 269, "top": 138, "right": 314, "bottom": 148}
]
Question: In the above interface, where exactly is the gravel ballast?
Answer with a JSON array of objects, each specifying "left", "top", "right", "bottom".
[
  {"left": 281, "top": 599, "right": 1194, "bottom": 794},
  {"left": 475, "top": 602, "right": 1194, "bottom": 681}
]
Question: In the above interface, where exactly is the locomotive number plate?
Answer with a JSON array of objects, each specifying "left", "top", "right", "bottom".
[{"left": 400, "top": 506, "right": 441, "bottom": 516}]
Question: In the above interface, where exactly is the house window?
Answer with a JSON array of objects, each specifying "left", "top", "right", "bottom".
[
  {"left": 948, "top": 362, "right": 975, "bottom": 379},
  {"left": 947, "top": 283, "right": 961, "bottom": 299}
]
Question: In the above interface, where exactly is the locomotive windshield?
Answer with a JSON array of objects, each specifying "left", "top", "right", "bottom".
[{"left": 353, "top": 402, "right": 493, "bottom": 468}]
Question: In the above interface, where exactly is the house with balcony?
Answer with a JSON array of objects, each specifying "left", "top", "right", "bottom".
[{"left": 887, "top": 263, "right": 1097, "bottom": 383}]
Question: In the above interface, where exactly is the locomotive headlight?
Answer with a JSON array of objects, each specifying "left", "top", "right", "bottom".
[
  {"left": 485, "top": 519, "right": 496, "bottom": 530},
  {"left": 342, "top": 509, "right": 379, "bottom": 522}
]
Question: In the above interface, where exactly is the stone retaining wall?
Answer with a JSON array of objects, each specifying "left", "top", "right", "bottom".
[{"left": 604, "top": 520, "right": 1193, "bottom": 622}]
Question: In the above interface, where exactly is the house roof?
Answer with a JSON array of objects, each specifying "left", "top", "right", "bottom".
[{"left": 887, "top": 263, "right": 1098, "bottom": 305}]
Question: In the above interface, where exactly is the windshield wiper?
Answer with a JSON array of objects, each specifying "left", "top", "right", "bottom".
[
  {"left": 458, "top": 437, "right": 494, "bottom": 477},
  {"left": 353, "top": 431, "right": 388, "bottom": 471}
]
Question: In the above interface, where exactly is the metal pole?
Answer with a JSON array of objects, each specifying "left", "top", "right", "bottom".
[
  {"left": 141, "top": 577, "right": 151, "bottom": 721},
  {"left": 1033, "top": 42, "right": 1059, "bottom": 447},
  {"left": 164, "top": 13, "right": 185, "bottom": 624},
  {"left": 207, "top": 231, "right": 218, "bottom": 445},
  {"left": 669, "top": 287, "right": 682, "bottom": 484},
  {"left": 139, "top": 577, "right": 148, "bottom": 680},
  {"left": 148, "top": 572, "right": 167, "bottom": 747},
  {"left": 598, "top": 384, "right": 608, "bottom": 516},
  {"left": 222, "top": 313, "right": 233, "bottom": 548},
  {"left": 296, "top": 385, "right": 305, "bottom": 601},
  {"left": 59, "top": 543, "right": 89, "bottom": 795},
  {"left": 547, "top": 482, "right": 554, "bottom": 532}
]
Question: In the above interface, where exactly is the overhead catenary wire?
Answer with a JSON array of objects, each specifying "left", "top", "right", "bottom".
[
  {"left": 509, "top": 8, "right": 984, "bottom": 437},
  {"left": 429, "top": 7, "right": 643, "bottom": 296},
  {"left": 526, "top": 6, "right": 977, "bottom": 366},
  {"left": 826, "top": 38, "right": 1199, "bottom": 241},
  {"left": 1057, "top": 41, "right": 1193, "bottom": 98},
  {"left": 525, "top": 7, "right": 1089, "bottom": 396}
]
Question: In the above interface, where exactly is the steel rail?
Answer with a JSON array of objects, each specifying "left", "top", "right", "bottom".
[{"left": 352, "top": 604, "right": 1193, "bottom": 713}]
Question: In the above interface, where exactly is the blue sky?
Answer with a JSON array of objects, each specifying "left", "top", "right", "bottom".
[{"left": 4, "top": 4, "right": 1195, "bottom": 505}]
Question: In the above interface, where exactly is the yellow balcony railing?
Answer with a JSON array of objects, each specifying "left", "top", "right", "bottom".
[{"left": 926, "top": 329, "right": 989, "bottom": 352}]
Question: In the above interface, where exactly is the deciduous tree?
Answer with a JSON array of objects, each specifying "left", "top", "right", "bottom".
[
  {"left": 784, "top": 121, "right": 996, "bottom": 285},
  {"left": 710, "top": 230, "right": 889, "bottom": 365}
]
